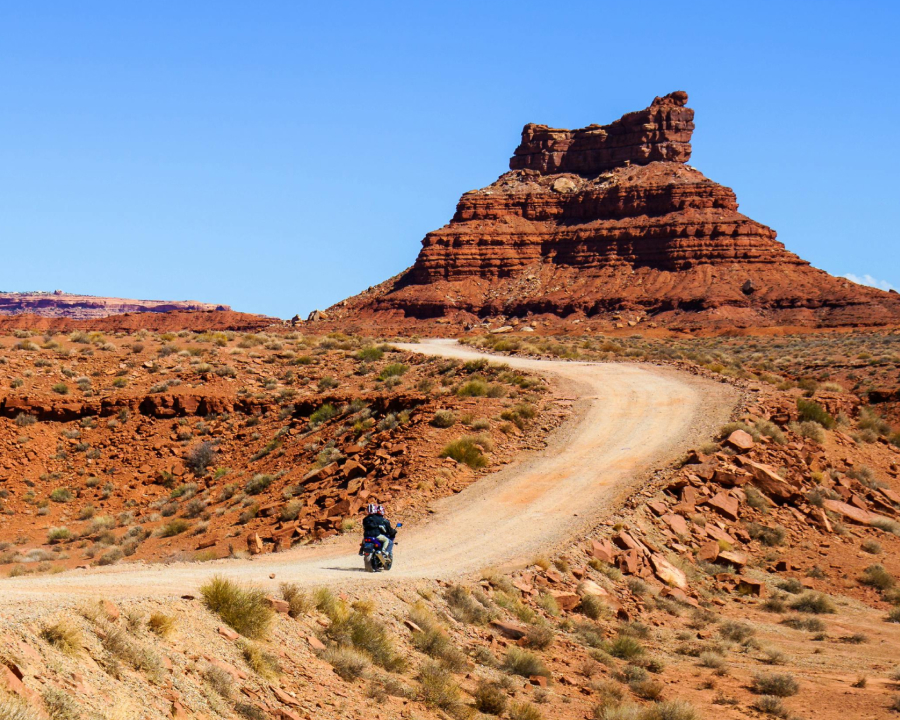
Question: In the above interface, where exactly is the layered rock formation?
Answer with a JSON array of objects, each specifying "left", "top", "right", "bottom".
[
  {"left": 0, "top": 291, "right": 229, "bottom": 320},
  {"left": 331, "top": 92, "right": 900, "bottom": 330}
]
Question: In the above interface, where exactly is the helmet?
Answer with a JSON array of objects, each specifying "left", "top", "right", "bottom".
[
  {"left": 366, "top": 503, "right": 380, "bottom": 515},
  {"left": 376, "top": 505, "right": 386, "bottom": 516}
]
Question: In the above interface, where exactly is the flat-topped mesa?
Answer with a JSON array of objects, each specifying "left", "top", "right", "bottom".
[{"left": 510, "top": 91, "right": 694, "bottom": 175}]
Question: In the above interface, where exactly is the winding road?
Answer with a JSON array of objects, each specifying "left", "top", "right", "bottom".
[{"left": 0, "top": 340, "right": 737, "bottom": 605}]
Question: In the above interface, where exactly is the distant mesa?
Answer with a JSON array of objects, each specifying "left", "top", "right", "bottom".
[
  {"left": 0, "top": 291, "right": 229, "bottom": 320},
  {"left": 327, "top": 91, "right": 900, "bottom": 331},
  {"left": 0, "top": 292, "right": 273, "bottom": 332}
]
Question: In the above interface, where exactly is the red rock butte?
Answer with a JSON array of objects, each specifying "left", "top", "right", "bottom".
[{"left": 329, "top": 91, "right": 900, "bottom": 331}]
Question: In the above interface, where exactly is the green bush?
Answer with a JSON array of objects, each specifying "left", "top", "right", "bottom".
[
  {"left": 751, "top": 672, "right": 799, "bottom": 697},
  {"left": 245, "top": 474, "right": 274, "bottom": 495},
  {"left": 789, "top": 592, "right": 835, "bottom": 614},
  {"left": 503, "top": 647, "right": 549, "bottom": 678},
  {"left": 430, "top": 409, "right": 456, "bottom": 428},
  {"left": 440, "top": 435, "right": 491, "bottom": 469},
  {"left": 797, "top": 399, "right": 835, "bottom": 429},
  {"left": 378, "top": 363, "right": 407, "bottom": 380},
  {"left": 356, "top": 346, "right": 384, "bottom": 362},
  {"left": 49, "top": 488, "right": 73, "bottom": 503},
  {"left": 309, "top": 403, "right": 338, "bottom": 426},
  {"left": 456, "top": 378, "right": 489, "bottom": 397}
]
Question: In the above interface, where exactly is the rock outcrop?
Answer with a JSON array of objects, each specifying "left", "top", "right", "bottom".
[
  {"left": 330, "top": 92, "right": 900, "bottom": 330},
  {"left": 0, "top": 292, "right": 228, "bottom": 320}
]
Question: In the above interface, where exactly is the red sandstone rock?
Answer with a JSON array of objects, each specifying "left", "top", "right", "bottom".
[
  {"left": 329, "top": 92, "right": 900, "bottom": 330},
  {"left": 725, "top": 430, "right": 754, "bottom": 452},
  {"left": 705, "top": 492, "right": 739, "bottom": 521}
]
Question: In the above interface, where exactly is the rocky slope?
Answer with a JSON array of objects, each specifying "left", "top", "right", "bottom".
[
  {"left": 0, "top": 292, "right": 229, "bottom": 320},
  {"left": 326, "top": 92, "right": 900, "bottom": 332}
]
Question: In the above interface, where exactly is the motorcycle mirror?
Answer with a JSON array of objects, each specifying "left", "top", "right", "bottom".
[{"left": 396, "top": 522, "right": 403, "bottom": 528}]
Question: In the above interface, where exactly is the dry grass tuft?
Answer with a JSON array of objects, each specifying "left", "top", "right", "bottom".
[
  {"left": 147, "top": 612, "right": 175, "bottom": 638},
  {"left": 504, "top": 647, "right": 550, "bottom": 678},
  {"left": 474, "top": 680, "right": 508, "bottom": 715},
  {"left": 200, "top": 575, "right": 274, "bottom": 639},
  {"left": 323, "top": 645, "right": 370, "bottom": 680},
  {"left": 40, "top": 619, "right": 82, "bottom": 655},
  {"left": 280, "top": 582, "right": 311, "bottom": 618},
  {"left": 239, "top": 640, "right": 281, "bottom": 679},
  {"left": 417, "top": 660, "right": 460, "bottom": 710}
]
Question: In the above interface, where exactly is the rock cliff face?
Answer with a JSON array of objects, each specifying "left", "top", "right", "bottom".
[
  {"left": 330, "top": 92, "right": 900, "bottom": 330},
  {"left": 0, "top": 292, "right": 229, "bottom": 320}
]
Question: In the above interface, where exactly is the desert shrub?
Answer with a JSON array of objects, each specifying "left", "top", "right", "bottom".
[
  {"left": 323, "top": 645, "right": 370, "bottom": 680},
  {"left": 280, "top": 582, "right": 311, "bottom": 618},
  {"left": 744, "top": 486, "right": 770, "bottom": 512},
  {"left": 309, "top": 403, "right": 338, "bottom": 426},
  {"left": 51, "top": 383, "right": 69, "bottom": 395},
  {"left": 245, "top": 473, "right": 274, "bottom": 495},
  {"left": 204, "top": 665, "right": 233, "bottom": 698},
  {"left": 157, "top": 519, "right": 190, "bottom": 537},
  {"left": 797, "top": 398, "right": 835, "bottom": 428},
  {"left": 789, "top": 592, "right": 835, "bottom": 614},
  {"left": 603, "top": 635, "right": 644, "bottom": 660},
  {"left": 521, "top": 624, "right": 553, "bottom": 651},
  {"left": 240, "top": 640, "right": 281, "bottom": 679},
  {"left": 641, "top": 700, "right": 699, "bottom": 720},
  {"left": 755, "top": 419, "right": 785, "bottom": 444},
  {"left": 456, "top": 378, "right": 489, "bottom": 397},
  {"left": 509, "top": 701, "right": 544, "bottom": 720},
  {"left": 699, "top": 651, "right": 726, "bottom": 670},
  {"left": 40, "top": 620, "right": 81, "bottom": 655},
  {"left": 444, "top": 584, "right": 494, "bottom": 624},
  {"left": 98, "top": 548, "right": 124, "bottom": 565},
  {"left": 537, "top": 593, "right": 560, "bottom": 616},
  {"left": 793, "top": 420, "right": 826, "bottom": 442},
  {"left": 474, "top": 681, "right": 508, "bottom": 715},
  {"left": 378, "top": 363, "right": 407, "bottom": 380},
  {"left": 147, "top": 612, "right": 175, "bottom": 638},
  {"left": 780, "top": 616, "right": 825, "bottom": 632},
  {"left": 47, "top": 527, "right": 71, "bottom": 543},
  {"left": 40, "top": 687, "right": 80, "bottom": 720},
  {"left": 50, "top": 488, "right": 73, "bottom": 503},
  {"left": 887, "top": 607, "right": 900, "bottom": 623},
  {"left": 501, "top": 403, "right": 538, "bottom": 430},
  {"left": 719, "top": 620, "right": 755, "bottom": 642},
  {"left": 746, "top": 522, "right": 786, "bottom": 547},
  {"left": 860, "top": 564, "right": 894, "bottom": 590},
  {"left": 101, "top": 626, "right": 161, "bottom": 676},
  {"left": 578, "top": 594, "right": 606, "bottom": 621},
  {"left": 752, "top": 696, "right": 788, "bottom": 718},
  {"left": 185, "top": 441, "right": 215, "bottom": 476},
  {"left": 200, "top": 575, "right": 274, "bottom": 639},
  {"left": 861, "top": 538, "right": 882, "bottom": 554},
  {"left": 504, "top": 647, "right": 549, "bottom": 678},
  {"left": 440, "top": 435, "right": 491, "bottom": 469},
  {"left": 14, "top": 413, "right": 37, "bottom": 427},
  {"left": 356, "top": 346, "right": 383, "bottom": 362},
  {"left": 417, "top": 661, "right": 460, "bottom": 710},
  {"left": 751, "top": 672, "right": 799, "bottom": 697},
  {"left": 431, "top": 410, "right": 456, "bottom": 428},
  {"left": 326, "top": 606, "right": 405, "bottom": 672}
]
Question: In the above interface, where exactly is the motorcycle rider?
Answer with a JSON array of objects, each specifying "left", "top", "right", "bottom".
[{"left": 362, "top": 503, "right": 396, "bottom": 565}]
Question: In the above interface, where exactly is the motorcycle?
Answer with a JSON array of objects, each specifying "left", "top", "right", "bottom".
[{"left": 360, "top": 523, "right": 401, "bottom": 573}]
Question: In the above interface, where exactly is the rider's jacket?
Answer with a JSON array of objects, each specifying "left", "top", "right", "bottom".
[{"left": 362, "top": 513, "right": 396, "bottom": 539}]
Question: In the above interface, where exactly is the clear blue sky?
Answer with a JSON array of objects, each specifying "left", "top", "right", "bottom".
[{"left": 2, "top": 1, "right": 898, "bottom": 318}]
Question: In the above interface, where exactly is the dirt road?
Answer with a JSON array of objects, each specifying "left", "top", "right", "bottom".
[{"left": 0, "top": 340, "right": 737, "bottom": 605}]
